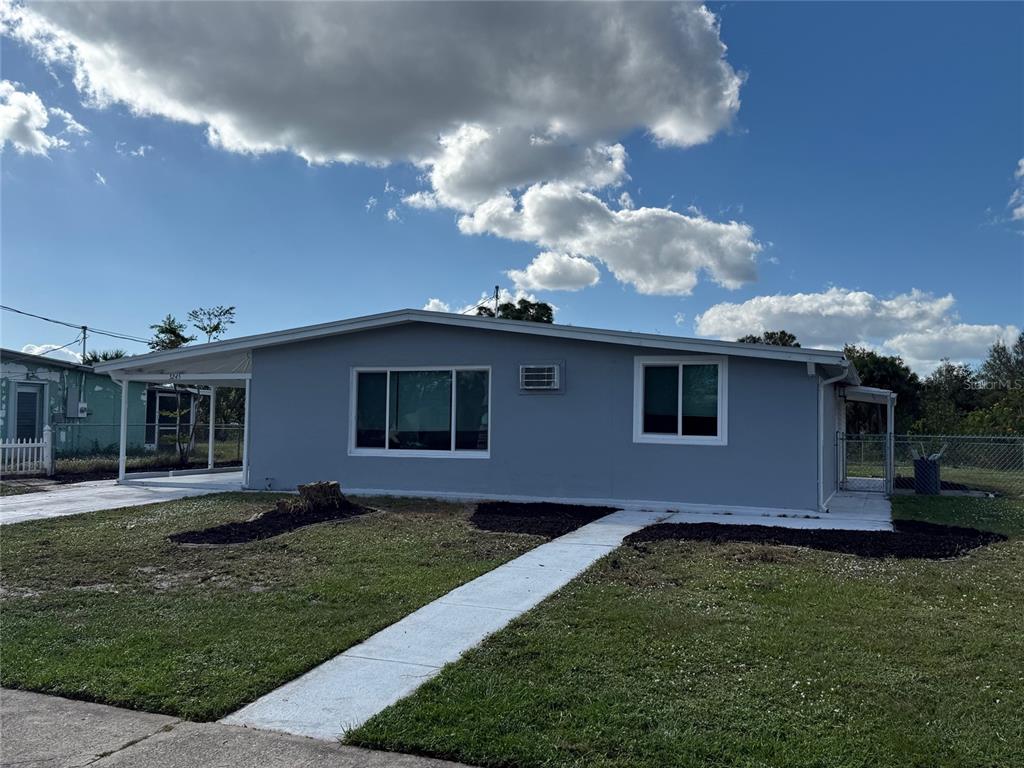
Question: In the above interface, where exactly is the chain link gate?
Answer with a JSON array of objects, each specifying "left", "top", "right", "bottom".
[{"left": 838, "top": 433, "right": 892, "bottom": 494}]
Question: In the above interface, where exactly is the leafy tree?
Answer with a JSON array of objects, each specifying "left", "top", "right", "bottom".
[
  {"left": 82, "top": 349, "right": 127, "bottom": 365},
  {"left": 148, "top": 315, "right": 199, "bottom": 465},
  {"left": 737, "top": 330, "right": 800, "bottom": 347},
  {"left": 843, "top": 346, "right": 922, "bottom": 433},
  {"left": 188, "top": 305, "right": 236, "bottom": 343},
  {"left": 477, "top": 298, "right": 554, "bottom": 323},
  {"left": 961, "top": 393, "right": 1024, "bottom": 435},
  {"left": 148, "top": 315, "right": 196, "bottom": 351},
  {"left": 979, "top": 333, "right": 1024, "bottom": 392}
]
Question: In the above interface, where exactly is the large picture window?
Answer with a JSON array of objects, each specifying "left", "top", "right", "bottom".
[
  {"left": 633, "top": 357, "right": 727, "bottom": 445},
  {"left": 352, "top": 367, "right": 490, "bottom": 456}
]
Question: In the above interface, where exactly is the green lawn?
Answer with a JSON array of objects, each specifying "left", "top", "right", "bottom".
[
  {"left": 0, "top": 482, "right": 44, "bottom": 496},
  {"left": 844, "top": 462, "right": 1023, "bottom": 498},
  {"left": 0, "top": 493, "right": 542, "bottom": 721},
  {"left": 349, "top": 496, "right": 1024, "bottom": 768}
]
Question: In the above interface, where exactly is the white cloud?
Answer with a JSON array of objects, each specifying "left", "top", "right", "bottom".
[
  {"left": 364, "top": 196, "right": 378, "bottom": 212},
  {"left": 0, "top": 79, "right": 67, "bottom": 155},
  {"left": 422, "top": 298, "right": 451, "bottom": 313},
  {"left": 507, "top": 251, "right": 600, "bottom": 292},
  {"left": 674, "top": 312, "right": 686, "bottom": 326},
  {"left": 386, "top": 207, "right": 401, "bottom": 223},
  {"left": 459, "top": 183, "right": 760, "bottom": 295},
  {"left": 49, "top": 106, "right": 87, "bottom": 136},
  {"left": 1009, "top": 157, "right": 1024, "bottom": 221},
  {"left": 403, "top": 191, "right": 439, "bottom": 210},
  {"left": 3, "top": 2, "right": 740, "bottom": 164},
  {"left": 94, "top": 171, "right": 106, "bottom": 185},
  {"left": 115, "top": 140, "right": 152, "bottom": 157},
  {"left": 21, "top": 343, "right": 81, "bottom": 363},
  {"left": 694, "top": 287, "right": 1019, "bottom": 373},
  {"left": 3, "top": 2, "right": 753, "bottom": 296},
  {"left": 618, "top": 191, "right": 635, "bottom": 210},
  {"left": 421, "top": 124, "right": 628, "bottom": 212}
]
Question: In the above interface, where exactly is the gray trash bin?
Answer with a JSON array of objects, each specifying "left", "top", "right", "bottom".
[{"left": 913, "top": 458, "right": 940, "bottom": 495}]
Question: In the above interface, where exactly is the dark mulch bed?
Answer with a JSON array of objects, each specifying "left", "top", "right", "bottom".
[
  {"left": 169, "top": 502, "right": 370, "bottom": 545},
  {"left": 893, "top": 476, "right": 971, "bottom": 492},
  {"left": 471, "top": 501, "right": 619, "bottom": 539},
  {"left": 625, "top": 519, "right": 1006, "bottom": 560}
]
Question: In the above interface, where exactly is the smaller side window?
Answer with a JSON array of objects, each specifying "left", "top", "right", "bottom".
[{"left": 633, "top": 357, "right": 727, "bottom": 445}]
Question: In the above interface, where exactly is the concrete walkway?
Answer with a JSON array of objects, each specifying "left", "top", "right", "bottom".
[
  {"left": 222, "top": 509, "right": 669, "bottom": 740},
  {"left": 0, "top": 688, "right": 468, "bottom": 768},
  {"left": 0, "top": 474, "right": 240, "bottom": 526}
]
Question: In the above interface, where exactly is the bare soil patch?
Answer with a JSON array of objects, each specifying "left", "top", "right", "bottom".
[
  {"left": 625, "top": 519, "right": 1005, "bottom": 560},
  {"left": 470, "top": 501, "right": 618, "bottom": 539},
  {"left": 169, "top": 481, "right": 369, "bottom": 545}
]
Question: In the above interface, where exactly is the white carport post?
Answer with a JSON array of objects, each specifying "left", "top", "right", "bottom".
[
  {"left": 117, "top": 378, "right": 130, "bottom": 482},
  {"left": 242, "top": 379, "right": 250, "bottom": 489},
  {"left": 885, "top": 393, "right": 897, "bottom": 496},
  {"left": 207, "top": 386, "right": 217, "bottom": 470}
]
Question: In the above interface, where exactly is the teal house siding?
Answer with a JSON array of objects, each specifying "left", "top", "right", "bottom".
[{"left": 0, "top": 349, "right": 148, "bottom": 454}]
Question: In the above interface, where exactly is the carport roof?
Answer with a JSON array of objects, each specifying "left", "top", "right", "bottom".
[{"left": 95, "top": 309, "right": 860, "bottom": 383}]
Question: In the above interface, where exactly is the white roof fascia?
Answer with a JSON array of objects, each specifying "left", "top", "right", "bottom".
[{"left": 96, "top": 309, "right": 850, "bottom": 374}]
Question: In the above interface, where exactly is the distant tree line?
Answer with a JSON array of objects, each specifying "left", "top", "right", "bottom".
[{"left": 741, "top": 329, "right": 1024, "bottom": 435}]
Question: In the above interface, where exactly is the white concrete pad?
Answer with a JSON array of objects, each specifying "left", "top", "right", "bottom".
[
  {"left": 120, "top": 471, "right": 244, "bottom": 492},
  {"left": 347, "top": 601, "right": 517, "bottom": 669},
  {"left": 223, "top": 508, "right": 665, "bottom": 740},
  {"left": 0, "top": 477, "right": 233, "bottom": 526},
  {"left": 499, "top": 540, "right": 615, "bottom": 573},
  {"left": 436, "top": 564, "right": 578, "bottom": 613},
  {"left": 222, "top": 655, "right": 439, "bottom": 740}
]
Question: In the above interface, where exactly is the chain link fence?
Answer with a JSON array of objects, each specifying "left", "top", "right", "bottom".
[
  {"left": 841, "top": 433, "right": 1024, "bottom": 497},
  {"left": 50, "top": 422, "right": 243, "bottom": 478}
]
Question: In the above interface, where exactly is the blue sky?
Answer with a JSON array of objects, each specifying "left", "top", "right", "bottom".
[{"left": 1, "top": 1, "right": 1021, "bottom": 373}]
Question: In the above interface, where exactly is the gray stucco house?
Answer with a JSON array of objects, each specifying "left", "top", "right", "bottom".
[{"left": 96, "top": 309, "right": 890, "bottom": 515}]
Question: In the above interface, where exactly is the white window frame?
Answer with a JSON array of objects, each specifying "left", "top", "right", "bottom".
[
  {"left": 632, "top": 356, "right": 728, "bottom": 446},
  {"left": 349, "top": 366, "right": 491, "bottom": 459}
]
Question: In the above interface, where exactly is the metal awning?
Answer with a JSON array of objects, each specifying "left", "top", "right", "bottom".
[
  {"left": 842, "top": 385, "right": 897, "bottom": 405},
  {"left": 102, "top": 350, "right": 252, "bottom": 487},
  {"left": 101, "top": 350, "right": 251, "bottom": 387}
]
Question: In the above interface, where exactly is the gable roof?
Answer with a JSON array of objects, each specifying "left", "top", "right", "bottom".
[
  {"left": 1, "top": 347, "right": 91, "bottom": 373},
  {"left": 94, "top": 309, "right": 858, "bottom": 382}
]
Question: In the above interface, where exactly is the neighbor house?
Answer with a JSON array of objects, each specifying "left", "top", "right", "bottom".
[
  {"left": 94, "top": 310, "right": 897, "bottom": 514},
  {"left": 0, "top": 348, "right": 191, "bottom": 455}
]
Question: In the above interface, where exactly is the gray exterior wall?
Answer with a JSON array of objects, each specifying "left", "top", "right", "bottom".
[{"left": 249, "top": 323, "right": 823, "bottom": 510}]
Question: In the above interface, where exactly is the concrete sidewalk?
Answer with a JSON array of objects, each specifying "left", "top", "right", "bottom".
[
  {"left": 0, "top": 478, "right": 232, "bottom": 526},
  {"left": 0, "top": 688, "right": 468, "bottom": 768},
  {"left": 222, "top": 509, "right": 668, "bottom": 740}
]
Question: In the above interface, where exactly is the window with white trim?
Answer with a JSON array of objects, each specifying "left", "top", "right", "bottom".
[
  {"left": 352, "top": 367, "right": 490, "bottom": 456},
  {"left": 633, "top": 357, "right": 727, "bottom": 445}
]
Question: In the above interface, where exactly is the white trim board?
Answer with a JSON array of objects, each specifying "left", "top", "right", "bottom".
[{"left": 96, "top": 309, "right": 858, "bottom": 377}]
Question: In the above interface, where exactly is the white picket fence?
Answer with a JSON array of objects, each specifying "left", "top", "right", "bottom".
[{"left": 0, "top": 426, "right": 53, "bottom": 477}]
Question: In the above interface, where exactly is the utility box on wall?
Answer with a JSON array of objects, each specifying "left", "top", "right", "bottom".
[{"left": 65, "top": 383, "right": 87, "bottom": 418}]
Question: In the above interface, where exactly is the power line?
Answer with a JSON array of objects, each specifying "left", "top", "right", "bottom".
[
  {"left": 37, "top": 334, "right": 83, "bottom": 357},
  {"left": 1, "top": 305, "right": 150, "bottom": 344},
  {"left": 461, "top": 286, "right": 502, "bottom": 316}
]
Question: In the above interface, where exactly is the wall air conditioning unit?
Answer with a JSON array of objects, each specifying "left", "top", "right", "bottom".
[{"left": 520, "top": 364, "right": 560, "bottom": 391}]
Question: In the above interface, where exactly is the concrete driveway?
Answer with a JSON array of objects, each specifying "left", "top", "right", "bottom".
[
  {"left": 0, "top": 476, "right": 239, "bottom": 526},
  {"left": 0, "top": 688, "right": 468, "bottom": 768}
]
